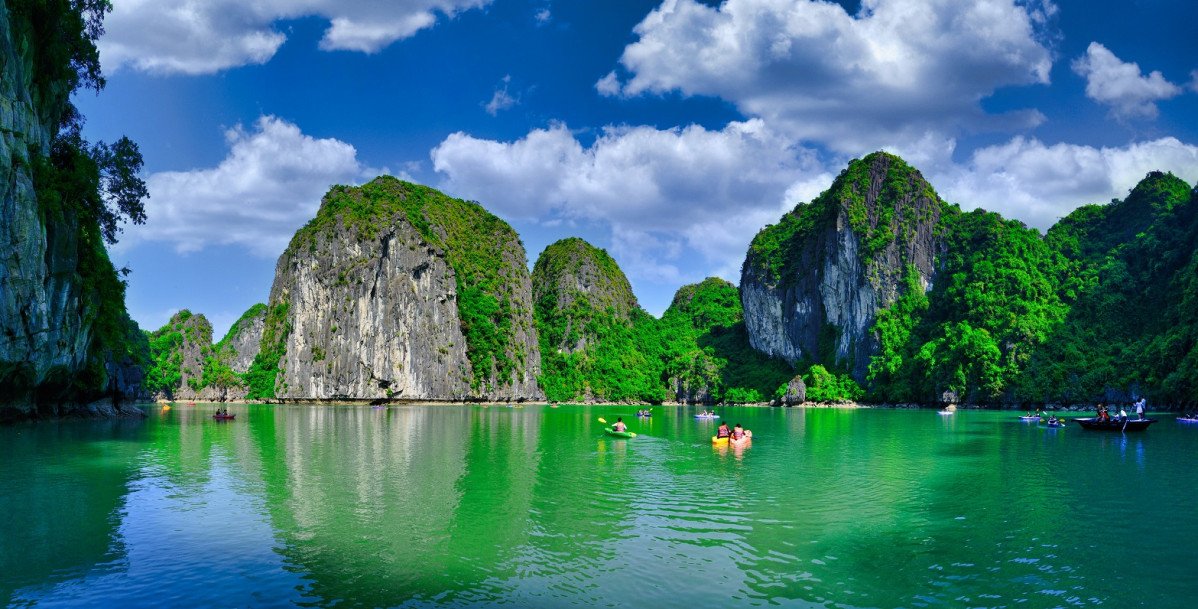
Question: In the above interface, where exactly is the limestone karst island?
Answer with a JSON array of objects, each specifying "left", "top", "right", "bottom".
[{"left": 3, "top": 1, "right": 1198, "bottom": 608}]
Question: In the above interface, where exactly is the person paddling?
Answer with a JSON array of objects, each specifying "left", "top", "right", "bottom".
[
  {"left": 613, "top": 417, "right": 627, "bottom": 432},
  {"left": 716, "top": 422, "right": 731, "bottom": 438}
]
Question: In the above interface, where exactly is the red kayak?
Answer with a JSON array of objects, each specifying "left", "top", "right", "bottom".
[{"left": 213, "top": 414, "right": 236, "bottom": 420}]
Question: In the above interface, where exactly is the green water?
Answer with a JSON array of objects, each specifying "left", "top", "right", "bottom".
[{"left": 2, "top": 405, "right": 1196, "bottom": 608}]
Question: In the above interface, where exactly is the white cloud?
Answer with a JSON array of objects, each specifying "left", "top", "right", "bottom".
[
  {"left": 1188, "top": 69, "right": 1198, "bottom": 94},
  {"left": 1071, "top": 42, "right": 1183, "bottom": 120},
  {"left": 600, "top": 0, "right": 1056, "bottom": 152},
  {"left": 534, "top": 7, "right": 552, "bottom": 25},
  {"left": 100, "top": 0, "right": 492, "bottom": 74},
  {"left": 484, "top": 75, "right": 518, "bottom": 116},
  {"left": 932, "top": 136, "right": 1198, "bottom": 230},
  {"left": 116, "top": 116, "right": 367, "bottom": 258},
  {"left": 430, "top": 119, "right": 823, "bottom": 282}
]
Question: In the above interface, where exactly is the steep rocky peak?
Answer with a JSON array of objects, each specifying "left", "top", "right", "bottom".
[
  {"left": 532, "top": 237, "right": 639, "bottom": 319},
  {"left": 739, "top": 152, "right": 946, "bottom": 382}
]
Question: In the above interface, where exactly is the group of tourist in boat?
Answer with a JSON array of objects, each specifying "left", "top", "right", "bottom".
[
  {"left": 715, "top": 421, "right": 748, "bottom": 440},
  {"left": 636, "top": 409, "right": 652, "bottom": 417},
  {"left": 1093, "top": 398, "right": 1147, "bottom": 423}
]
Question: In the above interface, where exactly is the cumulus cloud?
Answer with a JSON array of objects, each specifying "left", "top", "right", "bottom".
[
  {"left": 932, "top": 136, "right": 1198, "bottom": 230},
  {"left": 116, "top": 116, "right": 367, "bottom": 257},
  {"left": 600, "top": 0, "right": 1056, "bottom": 152},
  {"left": 431, "top": 120, "right": 825, "bottom": 281},
  {"left": 100, "top": 0, "right": 491, "bottom": 74},
  {"left": 1071, "top": 42, "right": 1183, "bottom": 120}
]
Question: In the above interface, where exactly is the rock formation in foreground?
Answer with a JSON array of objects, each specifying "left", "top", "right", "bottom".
[{"left": 245, "top": 177, "right": 543, "bottom": 402}]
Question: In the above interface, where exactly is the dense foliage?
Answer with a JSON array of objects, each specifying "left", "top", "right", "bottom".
[
  {"left": 857, "top": 168, "right": 1198, "bottom": 406},
  {"left": 533, "top": 240, "right": 796, "bottom": 403},
  {"left": 533, "top": 239, "right": 665, "bottom": 402},
  {"left": 290, "top": 177, "right": 527, "bottom": 391}
]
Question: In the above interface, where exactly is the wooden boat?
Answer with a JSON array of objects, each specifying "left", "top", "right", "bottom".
[
  {"left": 213, "top": 413, "right": 236, "bottom": 420},
  {"left": 1073, "top": 417, "right": 1155, "bottom": 431}
]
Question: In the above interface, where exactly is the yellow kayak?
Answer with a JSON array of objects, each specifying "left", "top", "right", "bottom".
[{"left": 713, "top": 430, "right": 753, "bottom": 444}]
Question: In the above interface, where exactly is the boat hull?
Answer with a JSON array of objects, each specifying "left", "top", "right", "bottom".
[
  {"left": 1073, "top": 417, "right": 1155, "bottom": 431},
  {"left": 604, "top": 429, "right": 636, "bottom": 438}
]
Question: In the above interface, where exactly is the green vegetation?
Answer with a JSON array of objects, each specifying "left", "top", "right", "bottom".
[
  {"left": 855, "top": 168, "right": 1198, "bottom": 405},
  {"left": 533, "top": 242, "right": 797, "bottom": 403},
  {"left": 533, "top": 239, "right": 664, "bottom": 402},
  {"left": 244, "top": 302, "right": 291, "bottom": 399},
  {"left": 9, "top": 0, "right": 150, "bottom": 399},
  {"left": 289, "top": 177, "right": 527, "bottom": 391},
  {"left": 746, "top": 152, "right": 935, "bottom": 282}
]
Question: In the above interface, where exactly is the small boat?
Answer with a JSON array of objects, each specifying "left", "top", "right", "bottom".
[
  {"left": 1045, "top": 420, "right": 1064, "bottom": 428},
  {"left": 1073, "top": 417, "right": 1155, "bottom": 431},
  {"left": 213, "top": 414, "right": 236, "bottom": 420},
  {"left": 1177, "top": 416, "right": 1198, "bottom": 423},
  {"left": 371, "top": 406, "right": 387, "bottom": 410},
  {"left": 1018, "top": 415, "right": 1041, "bottom": 421},
  {"left": 694, "top": 414, "right": 720, "bottom": 419},
  {"left": 604, "top": 428, "right": 636, "bottom": 438},
  {"left": 187, "top": 403, "right": 196, "bottom": 406},
  {"left": 713, "top": 430, "right": 752, "bottom": 445},
  {"left": 937, "top": 410, "right": 953, "bottom": 416}
]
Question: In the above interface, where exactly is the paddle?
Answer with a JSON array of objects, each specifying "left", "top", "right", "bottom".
[{"left": 598, "top": 417, "right": 607, "bottom": 424}]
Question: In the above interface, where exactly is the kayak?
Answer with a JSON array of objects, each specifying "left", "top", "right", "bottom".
[
  {"left": 213, "top": 414, "right": 235, "bottom": 420},
  {"left": 1018, "top": 415, "right": 1041, "bottom": 421},
  {"left": 604, "top": 428, "right": 637, "bottom": 438},
  {"left": 694, "top": 414, "right": 719, "bottom": 419},
  {"left": 713, "top": 430, "right": 752, "bottom": 444}
]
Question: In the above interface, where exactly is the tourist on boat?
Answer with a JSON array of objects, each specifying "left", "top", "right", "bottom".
[
  {"left": 1119, "top": 407, "right": 1128, "bottom": 422},
  {"left": 1096, "top": 403, "right": 1108, "bottom": 421},
  {"left": 1136, "top": 399, "right": 1146, "bottom": 420},
  {"left": 613, "top": 417, "right": 627, "bottom": 432},
  {"left": 717, "top": 422, "right": 731, "bottom": 438},
  {"left": 731, "top": 424, "right": 746, "bottom": 440}
]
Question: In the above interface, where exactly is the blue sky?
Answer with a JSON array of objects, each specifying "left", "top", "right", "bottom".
[{"left": 75, "top": 0, "right": 1198, "bottom": 339}]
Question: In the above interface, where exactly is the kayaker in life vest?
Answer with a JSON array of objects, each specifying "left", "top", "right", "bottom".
[
  {"left": 613, "top": 417, "right": 627, "bottom": 432},
  {"left": 731, "top": 424, "right": 745, "bottom": 440},
  {"left": 717, "top": 422, "right": 731, "bottom": 438}
]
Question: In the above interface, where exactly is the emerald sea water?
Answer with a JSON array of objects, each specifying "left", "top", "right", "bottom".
[{"left": 3, "top": 405, "right": 1196, "bottom": 608}]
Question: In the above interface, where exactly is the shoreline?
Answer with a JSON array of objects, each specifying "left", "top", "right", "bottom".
[{"left": 149, "top": 399, "right": 1170, "bottom": 412}]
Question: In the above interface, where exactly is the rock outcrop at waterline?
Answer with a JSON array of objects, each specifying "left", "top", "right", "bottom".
[
  {"left": 741, "top": 152, "right": 944, "bottom": 382},
  {"left": 249, "top": 177, "right": 543, "bottom": 402}
]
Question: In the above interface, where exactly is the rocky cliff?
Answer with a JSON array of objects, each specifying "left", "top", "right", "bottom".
[
  {"left": 248, "top": 177, "right": 542, "bottom": 402},
  {"left": 0, "top": 4, "right": 146, "bottom": 420},
  {"left": 531, "top": 238, "right": 668, "bottom": 402},
  {"left": 659, "top": 277, "right": 794, "bottom": 404},
  {"left": 141, "top": 305, "right": 266, "bottom": 402},
  {"left": 532, "top": 237, "right": 639, "bottom": 355},
  {"left": 741, "top": 152, "right": 945, "bottom": 382}
]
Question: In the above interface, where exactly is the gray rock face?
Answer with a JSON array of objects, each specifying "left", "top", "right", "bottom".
[
  {"left": 741, "top": 152, "right": 944, "bottom": 383},
  {"left": 223, "top": 308, "right": 265, "bottom": 374},
  {"left": 780, "top": 375, "right": 806, "bottom": 405},
  {"left": 265, "top": 179, "right": 543, "bottom": 401},
  {"left": 0, "top": 10, "right": 92, "bottom": 416}
]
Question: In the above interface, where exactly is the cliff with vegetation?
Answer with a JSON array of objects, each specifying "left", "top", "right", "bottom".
[
  {"left": 532, "top": 238, "right": 663, "bottom": 402},
  {"left": 0, "top": 1, "right": 149, "bottom": 421},
  {"left": 657, "top": 278, "right": 795, "bottom": 403},
  {"left": 244, "top": 177, "right": 543, "bottom": 402},
  {"left": 741, "top": 152, "right": 944, "bottom": 388},
  {"left": 744, "top": 152, "right": 1198, "bottom": 407},
  {"left": 142, "top": 305, "right": 266, "bottom": 401}
]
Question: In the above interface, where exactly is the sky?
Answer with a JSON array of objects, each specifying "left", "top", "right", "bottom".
[{"left": 74, "top": 0, "right": 1198, "bottom": 340}]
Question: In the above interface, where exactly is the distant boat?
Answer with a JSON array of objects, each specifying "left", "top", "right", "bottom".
[
  {"left": 1018, "top": 415, "right": 1041, "bottom": 421},
  {"left": 1074, "top": 417, "right": 1155, "bottom": 431},
  {"left": 213, "top": 413, "right": 235, "bottom": 420}
]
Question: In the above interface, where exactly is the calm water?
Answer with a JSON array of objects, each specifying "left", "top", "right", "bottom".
[{"left": 3, "top": 405, "right": 1197, "bottom": 608}]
